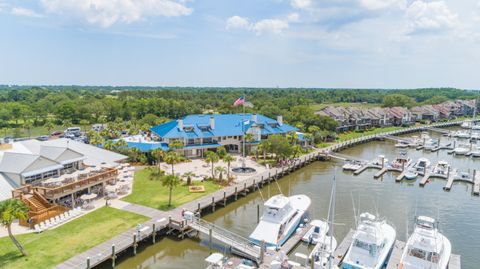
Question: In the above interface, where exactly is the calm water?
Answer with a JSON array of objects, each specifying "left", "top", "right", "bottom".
[{"left": 107, "top": 130, "right": 480, "bottom": 269}]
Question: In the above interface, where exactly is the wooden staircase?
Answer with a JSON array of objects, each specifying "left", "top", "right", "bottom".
[{"left": 19, "top": 191, "right": 68, "bottom": 227}]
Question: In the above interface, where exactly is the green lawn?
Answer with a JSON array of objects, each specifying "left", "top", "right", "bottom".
[
  {"left": 1, "top": 125, "right": 64, "bottom": 138},
  {"left": 337, "top": 126, "right": 404, "bottom": 142},
  {"left": 122, "top": 168, "right": 223, "bottom": 210},
  {"left": 0, "top": 207, "right": 148, "bottom": 269}
]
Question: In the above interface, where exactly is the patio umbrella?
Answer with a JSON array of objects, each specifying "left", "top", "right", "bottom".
[{"left": 80, "top": 193, "right": 98, "bottom": 201}]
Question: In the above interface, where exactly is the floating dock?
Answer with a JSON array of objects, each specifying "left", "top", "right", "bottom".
[{"left": 333, "top": 229, "right": 355, "bottom": 266}]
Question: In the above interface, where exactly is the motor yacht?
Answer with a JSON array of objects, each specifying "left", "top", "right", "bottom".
[
  {"left": 454, "top": 130, "right": 470, "bottom": 139},
  {"left": 341, "top": 213, "right": 396, "bottom": 269},
  {"left": 423, "top": 138, "right": 439, "bottom": 151},
  {"left": 249, "top": 194, "right": 311, "bottom": 248},
  {"left": 391, "top": 154, "right": 411, "bottom": 170},
  {"left": 412, "top": 158, "right": 431, "bottom": 174},
  {"left": 453, "top": 143, "right": 470, "bottom": 155},
  {"left": 431, "top": 161, "right": 449, "bottom": 176},
  {"left": 398, "top": 216, "right": 451, "bottom": 269},
  {"left": 395, "top": 141, "right": 409, "bottom": 148}
]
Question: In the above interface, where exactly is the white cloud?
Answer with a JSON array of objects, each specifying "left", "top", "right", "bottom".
[
  {"left": 287, "top": 12, "right": 300, "bottom": 22},
  {"left": 359, "top": 0, "right": 405, "bottom": 10},
  {"left": 291, "top": 0, "right": 312, "bottom": 10},
  {"left": 406, "top": 1, "right": 458, "bottom": 34},
  {"left": 226, "top": 16, "right": 251, "bottom": 30},
  {"left": 226, "top": 16, "right": 290, "bottom": 35},
  {"left": 41, "top": 0, "right": 193, "bottom": 28},
  {"left": 252, "top": 19, "right": 289, "bottom": 34},
  {"left": 11, "top": 7, "right": 43, "bottom": 18}
]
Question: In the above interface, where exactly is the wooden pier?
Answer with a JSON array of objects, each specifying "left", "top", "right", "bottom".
[
  {"left": 333, "top": 229, "right": 355, "bottom": 266},
  {"left": 259, "top": 224, "right": 312, "bottom": 268},
  {"left": 386, "top": 240, "right": 461, "bottom": 269}
]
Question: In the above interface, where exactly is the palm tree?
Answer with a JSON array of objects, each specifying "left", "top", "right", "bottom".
[
  {"left": 287, "top": 131, "right": 298, "bottom": 145},
  {"left": 114, "top": 139, "right": 128, "bottom": 151},
  {"left": 258, "top": 140, "right": 270, "bottom": 162},
  {"left": 0, "top": 199, "right": 29, "bottom": 256},
  {"left": 164, "top": 151, "right": 182, "bottom": 175},
  {"left": 222, "top": 154, "right": 235, "bottom": 179},
  {"left": 183, "top": 171, "right": 195, "bottom": 186},
  {"left": 103, "top": 140, "right": 116, "bottom": 151},
  {"left": 205, "top": 151, "right": 219, "bottom": 179},
  {"left": 215, "top": 166, "right": 227, "bottom": 181},
  {"left": 245, "top": 133, "right": 255, "bottom": 155},
  {"left": 87, "top": 130, "right": 104, "bottom": 146},
  {"left": 169, "top": 140, "right": 184, "bottom": 151},
  {"left": 79, "top": 119, "right": 90, "bottom": 132},
  {"left": 161, "top": 175, "right": 180, "bottom": 208},
  {"left": 292, "top": 144, "right": 302, "bottom": 158},
  {"left": 151, "top": 148, "right": 165, "bottom": 167},
  {"left": 148, "top": 166, "right": 165, "bottom": 181}
]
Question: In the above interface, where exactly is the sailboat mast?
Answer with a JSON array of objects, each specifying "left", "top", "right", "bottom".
[{"left": 329, "top": 171, "right": 337, "bottom": 269}]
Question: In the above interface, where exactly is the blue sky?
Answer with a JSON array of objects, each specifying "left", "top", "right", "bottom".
[{"left": 0, "top": 0, "right": 479, "bottom": 88}]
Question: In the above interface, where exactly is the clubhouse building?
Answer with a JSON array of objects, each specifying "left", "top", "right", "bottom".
[{"left": 144, "top": 114, "right": 297, "bottom": 158}]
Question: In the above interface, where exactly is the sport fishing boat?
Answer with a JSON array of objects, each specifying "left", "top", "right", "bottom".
[
  {"left": 343, "top": 160, "right": 363, "bottom": 171},
  {"left": 470, "top": 145, "right": 480, "bottom": 157},
  {"left": 391, "top": 153, "right": 411, "bottom": 170},
  {"left": 431, "top": 161, "right": 449, "bottom": 176},
  {"left": 453, "top": 143, "right": 470, "bottom": 155},
  {"left": 412, "top": 158, "right": 431, "bottom": 174},
  {"left": 302, "top": 219, "right": 329, "bottom": 245},
  {"left": 204, "top": 253, "right": 256, "bottom": 269},
  {"left": 398, "top": 216, "right": 451, "bottom": 269},
  {"left": 341, "top": 212, "right": 396, "bottom": 269},
  {"left": 249, "top": 194, "right": 311, "bottom": 248},
  {"left": 423, "top": 138, "right": 439, "bottom": 151}
]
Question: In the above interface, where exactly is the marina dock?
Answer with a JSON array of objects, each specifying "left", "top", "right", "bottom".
[
  {"left": 386, "top": 240, "right": 461, "bottom": 269},
  {"left": 333, "top": 229, "right": 355, "bottom": 266}
]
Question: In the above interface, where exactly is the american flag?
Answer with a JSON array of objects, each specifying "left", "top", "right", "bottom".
[{"left": 233, "top": 96, "right": 245, "bottom": 106}]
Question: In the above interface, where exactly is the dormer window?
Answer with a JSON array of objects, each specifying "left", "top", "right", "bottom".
[
  {"left": 199, "top": 126, "right": 210, "bottom": 132},
  {"left": 183, "top": 125, "right": 194, "bottom": 132}
]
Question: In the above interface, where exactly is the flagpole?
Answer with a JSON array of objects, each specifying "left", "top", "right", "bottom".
[{"left": 242, "top": 95, "right": 246, "bottom": 168}]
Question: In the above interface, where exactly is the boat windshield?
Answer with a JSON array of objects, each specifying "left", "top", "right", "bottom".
[
  {"left": 353, "top": 239, "right": 381, "bottom": 256},
  {"left": 407, "top": 247, "right": 440, "bottom": 263}
]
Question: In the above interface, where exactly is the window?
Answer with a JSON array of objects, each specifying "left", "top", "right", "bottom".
[{"left": 408, "top": 248, "right": 427, "bottom": 260}]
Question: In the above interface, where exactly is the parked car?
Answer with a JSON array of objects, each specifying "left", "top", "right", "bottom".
[
  {"left": 36, "top": 135, "right": 49, "bottom": 141},
  {"left": 51, "top": 131, "right": 63, "bottom": 136}
]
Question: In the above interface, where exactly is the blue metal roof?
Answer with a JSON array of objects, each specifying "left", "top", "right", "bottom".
[
  {"left": 124, "top": 141, "right": 169, "bottom": 152},
  {"left": 151, "top": 114, "right": 297, "bottom": 139}
]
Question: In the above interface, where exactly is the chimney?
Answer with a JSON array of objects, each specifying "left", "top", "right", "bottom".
[
  {"left": 277, "top": 115, "right": 283, "bottom": 126},
  {"left": 178, "top": 119, "right": 183, "bottom": 130},
  {"left": 210, "top": 116, "right": 215, "bottom": 129},
  {"left": 252, "top": 114, "right": 257, "bottom": 124}
]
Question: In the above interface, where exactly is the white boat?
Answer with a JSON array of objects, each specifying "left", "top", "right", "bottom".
[
  {"left": 431, "top": 161, "right": 449, "bottom": 176},
  {"left": 302, "top": 219, "right": 329, "bottom": 244},
  {"left": 471, "top": 132, "right": 480, "bottom": 140},
  {"left": 408, "top": 136, "right": 422, "bottom": 148},
  {"left": 390, "top": 154, "right": 411, "bottom": 170},
  {"left": 454, "top": 130, "right": 470, "bottom": 139},
  {"left": 399, "top": 216, "right": 451, "bottom": 269},
  {"left": 423, "top": 138, "right": 439, "bottom": 151},
  {"left": 453, "top": 143, "right": 470, "bottom": 155},
  {"left": 249, "top": 194, "right": 311, "bottom": 248},
  {"left": 470, "top": 147, "right": 480, "bottom": 157},
  {"left": 404, "top": 167, "right": 418, "bottom": 180},
  {"left": 472, "top": 125, "right": 480, "bottom": 131},
  {"left": 309, "top": 235, "right": 338, "bottom": 269},
  {"left": 343, "top": 161, "right": 363, "bottom": 171},
  {"left": 204, "top": 253, "right": 256, "bottom": 269},
  {"left": 395, "top": 141, "right": 409, "bottom": 148},
  {"left": 341, "top": 213, "right": 396, "bottom": 269},
  {"left": 461, "top": 121, "right": 472, "bottom": 129},
  {"left": 371, "top": 155, "right": 388, "bottom": 167},
  {"left": 413, "top": 158, "right": 431, "bottom": 174}
]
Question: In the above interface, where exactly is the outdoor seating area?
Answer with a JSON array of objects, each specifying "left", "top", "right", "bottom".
[
  {"left": 105, "top": 164, "right": 134, "bottom": 199},
  {"left": 33, "top": 207, "right": 84, "bottom": 233},
  {"left": 38, "top": 164, "right": 114, "bottom": 189}
]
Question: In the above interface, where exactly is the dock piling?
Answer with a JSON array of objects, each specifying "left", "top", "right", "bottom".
[
  {"left": 208, "top": 227, "right": 213, "bottom": 250},
  {"left": 211, "top": 197, "right": 215, "bottom": 211},
  {"left": 152, "top": 223, "right": 156, "bottom": 243},
  {"left": 111, "top": 244, "right": 116, "bottom": 268},
  {"left": 257, "top": 204, "right": 260, "bottom": 224},
  {"left": 86, "top": 257, "right": 90, "bottom": 269},
  {"left": 133, "top": 234, "right": 137, "bottom": 255},
  {"left": 234, "top": 187, "right": 238, "bottom": 200}
]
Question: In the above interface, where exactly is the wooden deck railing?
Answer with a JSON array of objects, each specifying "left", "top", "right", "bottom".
[{"left": 31, "top": 168, "right": 118, "bottom": 199}]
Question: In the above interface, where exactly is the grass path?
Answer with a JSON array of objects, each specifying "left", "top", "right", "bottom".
[{"left": 0, "top": 207, "right": 148, "bottom": 269}]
